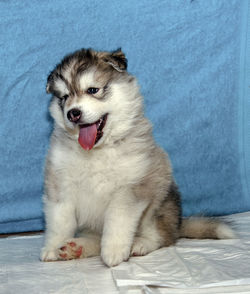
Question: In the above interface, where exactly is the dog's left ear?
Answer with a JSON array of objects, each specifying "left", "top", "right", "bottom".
[
  {"left": 46, "top": 72, "right": 54, "bottom": 94},
  {"left": 105, "top": 48, "right": 127, "bottom": 72},
  {"left": 46, "top": 70, "right": 59, "bottom": 95}
]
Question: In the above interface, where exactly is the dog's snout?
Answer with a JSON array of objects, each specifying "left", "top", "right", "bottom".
[{"left": 67, "top": 108, "right": 82, "bottom": 123}]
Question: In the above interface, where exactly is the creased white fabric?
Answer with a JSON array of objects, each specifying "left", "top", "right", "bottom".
[{"left": 1, "top": 212, "right": 250, "bottom": 294}]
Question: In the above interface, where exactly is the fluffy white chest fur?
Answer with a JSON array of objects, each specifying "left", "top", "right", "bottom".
[{"left": 47, "top": 135, "right": 151, "bottom": 233}]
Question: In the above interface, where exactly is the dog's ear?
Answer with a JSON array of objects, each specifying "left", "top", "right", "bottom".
[
  {"left": 46, "top": 72, "right": 54, "bottom": 94},
  {"left": 104, "top": 48, "right": 127, "bottom": 72}
]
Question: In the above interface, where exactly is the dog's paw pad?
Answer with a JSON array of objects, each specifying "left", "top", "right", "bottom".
[
  {"left": 68, "top": 241, "right": 77, "bottom": 247},
  {"left": 59, "top": 240, "right": 85, "bottom": 260},
  {"left": 59, "top": 252, "right": 68, "bottom": 259}
]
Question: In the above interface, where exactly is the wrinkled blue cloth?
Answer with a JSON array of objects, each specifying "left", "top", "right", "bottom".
[{"left": 0, "top": 0, "right": 250, "bottom": 233}]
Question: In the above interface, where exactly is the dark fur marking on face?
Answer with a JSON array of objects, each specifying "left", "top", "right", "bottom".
[
  {"left": 57, "top": 96, "right": 67, "bottom": 111},
  {"left": 98, "top": 82, "right": 111, "bottom": 101},
  {"left": 46, "top": 48, "right": 129, "bottom": 100}
]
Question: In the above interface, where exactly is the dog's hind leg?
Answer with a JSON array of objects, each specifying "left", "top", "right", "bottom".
[
  {"left": 131, "top": 183, "right": 182, "bottom": 256},
  {"left": 131, "top": 208, "right": 179, "bottom": 257},
  {"left": 131, "top": 219, "right": 163, "bottom": 257}
]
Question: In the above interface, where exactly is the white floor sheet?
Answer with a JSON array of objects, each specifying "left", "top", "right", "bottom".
[{"left": 1, "top": 212, "right": 250, "bottom": 294}]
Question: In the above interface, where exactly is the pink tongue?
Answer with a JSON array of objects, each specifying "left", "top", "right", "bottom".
[{"left": 78, "top": 124, "right": 97, "bottom": 150}]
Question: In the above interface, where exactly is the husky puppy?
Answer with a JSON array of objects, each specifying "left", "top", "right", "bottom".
[{"left": 41, "top": 48, "right": 234, "bottom": 267}]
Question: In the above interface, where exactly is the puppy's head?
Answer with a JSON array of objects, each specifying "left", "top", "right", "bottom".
[{"left": 47, "top": 48, "right": 143, "bottom": 150}]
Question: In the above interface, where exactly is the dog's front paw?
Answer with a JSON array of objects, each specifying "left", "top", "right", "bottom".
[
  {"left": 40, "top": 247, "right": 59, "bottom": 262},
  {"left": 101, "top": 243, "right": 130, "bottom": 267}
]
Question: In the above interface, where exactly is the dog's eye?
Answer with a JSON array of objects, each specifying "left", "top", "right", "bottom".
[
  {"left": 87, "top": 87, "right": 99, "bottom": 94},
  {"left": 62, "top": 94, "right": 69, "bottom": 100}
]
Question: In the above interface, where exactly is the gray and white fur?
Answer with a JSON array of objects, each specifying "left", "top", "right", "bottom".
[{"left": 41, "top": 48, "right": 234, "bottom": 267}]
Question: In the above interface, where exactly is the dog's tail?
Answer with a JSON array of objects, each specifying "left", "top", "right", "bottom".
[{"left": 180, "top": 217, "right": 235, "bottom": 239}]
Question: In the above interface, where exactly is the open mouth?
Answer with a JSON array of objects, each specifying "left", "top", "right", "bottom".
[{"left": 78, "top": 114, "right": 108, "bottom": 150}]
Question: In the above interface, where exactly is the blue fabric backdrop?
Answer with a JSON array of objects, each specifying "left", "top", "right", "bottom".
[{"left": 0, "top": 0, "right": 250, "bottom": 233}]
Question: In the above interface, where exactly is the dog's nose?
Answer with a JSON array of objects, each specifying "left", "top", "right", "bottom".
[{"left": 67, "top": 108, "right": 82, "bottom": 123}]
